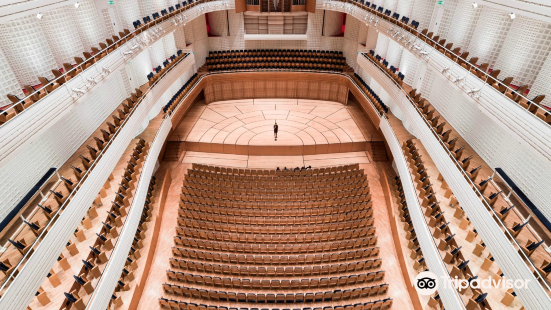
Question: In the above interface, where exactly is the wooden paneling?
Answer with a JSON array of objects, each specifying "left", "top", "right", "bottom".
[
  {"left": 235, "top": 0, "right": 247, "bottom": 13},
  {"left": 305, "top": 0, "right": 316, "bottom": 13}
]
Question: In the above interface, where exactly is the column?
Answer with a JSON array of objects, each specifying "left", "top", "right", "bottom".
[
  {"left": 163, "top": 32, "right": 178, "bottom": 57},
  {"left": 395, "top": 0, "right": 414, "bottom": 18},
  {"left": 386, "top": 40, "right": 403, "bottom": 68},
  {"left": 323, "top": 11, "right": 344, "bottom": 37},
  {"left": 174, "top": 26, "right": 188, "bottom": 50},
  {"left": 117, "top": 0, "right": 142, "bottom": 31},
  {"left": 411, "top": 0, "right": 437, "bottom": 31},
  {"left": 40, "top": 5, "right": 85, "bottom": 68},
  {"left": 0, "top": 47, "right": 24, "bottom": 106},
  {"left": 398, "top": 48, "right": 420, "bottom": 86},
  {"left": 374, "top": 32, "right": 389, "bottom": 59},
  {"left": 383, "top": 0, "right": 398, "bottom": 13},
  {"left": 445, "top": 0, "right": 481, "bottom": 50},
  {"left": 149, "top": 39, "right": 167, "bottom": 67},
  {"left": 154, "top": 0, "right": 169, "bottom": 12},
  {"left": 138, "top": 0, "right": 157, "bottom": 17},
  {"left": 0, "top": 15, "right": 57, "bottom": 85},
  {"left": 365, "top": 26, "right": 378, "bottom": 51},
  {"left": 494, "top": 16, "right": 551, "bottom": 86},
  {"left": 467, "top": 6, "right": 513, "bottom": 67},
  {"left": 529, "top": 52, "right": 551, "bottom": 106},
  {"left": 75, "top": 0, "right": 107, "bottom": 51}
]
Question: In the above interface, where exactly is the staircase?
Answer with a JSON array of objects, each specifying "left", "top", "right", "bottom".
[
  {"left": 164, "top": 141, "right": 182, "bottom": 161},
  {"left": 369, "top": 141, "right": 388, "bottom": 162}
]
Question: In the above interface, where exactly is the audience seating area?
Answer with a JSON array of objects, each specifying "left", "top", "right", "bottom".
[
  {"left": 163, "top": 73, "right": 199, "bottom": 114},
  {"left": 343, "top": 0, "right": 549, "bottom": 118},
  {"left": 159, "top": 164, "right": 393, "bottom": 310},
  {"left": 352, "top": 73, "right": 389, "bottom": 114},
  {"left": 365, "top": 52, "right": 404, "bottom": 86},
  {"left": 147, "top": 50, "right": 188, "bottom": 84},
  {"left": 205, "top": 50, "right": 347, "bottom": 73}
]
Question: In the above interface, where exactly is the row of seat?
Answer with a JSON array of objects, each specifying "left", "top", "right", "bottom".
[
  {"left": 190, "top": 163, "right": 360, "bottom": 176},
  {"left": 186, "top": 171, "right": 365, "bottom": 183},
  {"left": 178, "top": 201, "right": 373, "bottom": 217},
  {"left": 184, "top": 173, "right": 367, "bottom": 188},
  {"left": 351, "top": 74, "right": 388, "bottom": 114},
  {"left": 173, "top": 236, "right": 379, "bottom": 254},
  {"left": 364, "top": 53, "right": 404, "bottom": 86},
  {"left": 177, "top": 209, "right": 374, "bottom": 224},
  {"left": 175, "top": 227, "right": 376, "bottom": 244},
  {"left": 168, "top": 258, "right": 383, "bottom": 276},
  {"left": 147, "top": 50, "right": 188, "bottom": 83},
  {"left": 180, "top": 196, "right": 371, "bottom": 210},
  {"left": 182, "top": 178, "right": 368, "bottom": 193},
  {"left": 159, "top": 298, "right": 393, "bottom": 310},
  {"left": 207, "top": 57, "right": 345, "bottom": 66},
  {"left": 2, "top": 28, "right": 135, "bottom": 125},
  {"left": 133, "top": 0, "right": 204, "bottom": 29},
  {"left": 165, "top": 270, "right": 386, "bottom": 289},
  {"left": 171, "top": 247, "right": 381, "bottom": 264},
  {"left": 206, "top": 62, "right": 345, "bottom": 73},
  {"left": 161, "top": 283, "right": 390, "bottom": 302},
  {"left": 209, "top": 50, "right": 345, "bottom": 58},
  {"left": 164, "top": 73, "right": 200, "bottom": 114}
]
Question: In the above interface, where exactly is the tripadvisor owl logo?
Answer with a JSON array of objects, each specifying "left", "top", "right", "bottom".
[{"left": 414, "top": 271, "right": 438, "bottom": 295}]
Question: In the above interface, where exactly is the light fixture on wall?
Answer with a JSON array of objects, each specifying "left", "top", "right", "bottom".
[
  {"left": 74, "top": 2, "right": 80, "bottom": 8},
  {"left": 508, "top": 13, "right": 515, "bottom": 19},
  {"left": 452, "top": 76, "right": 465, "bottom": 84},
  {"left": 364, "top": 14, "right": 369, "bottom": 20},
  {"left": 36, "top": 13, "right": 43, "bottom": 19},
  {"left": 471, "top": 2, "right": 477, "bottom": 8},
  {"left": 386, "top": 27, "right": 394, "bottom": 34},
  {"left": 441, "top": 67, "right": 450, "bottom": 74},
  {"left": 419, "top": 50, "right": 429, "bottom": 55}
]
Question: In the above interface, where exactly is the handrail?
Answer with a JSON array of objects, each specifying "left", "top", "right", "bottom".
[
  {"left": 324, "top": 0, "right": 549, "bottom": 120},
  {"left": 379, "top": 116, "right": 466, "bottom": 310},
  {"left": 0, "top": 0, "right": 228, "bottom": 125},
  {"left": 359, "top": 51, "right": 551, "bottom": 296},
  {"left": 0, "top": 51, "right": 192, "bottom": 297}
]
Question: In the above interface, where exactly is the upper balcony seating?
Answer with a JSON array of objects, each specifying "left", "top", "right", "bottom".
[
  {"left": 160, "top": 164, "right": 393, "bottom": 310},
  {"left": 352, "top": 73, "right": 389, "bottom": 114},
  {"left": 204, "top": 49, "right": 347, "bottom": 73},
  {"left": 347, "top": 0, "right": 549, "bottom": 120}
]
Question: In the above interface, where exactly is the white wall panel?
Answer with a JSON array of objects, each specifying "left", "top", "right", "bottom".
[
  {"left": 163, "top": 32, "right": 178, "bottom": 58},
  {"left": 395, "top": 0, "right": 413, "bottom": 17},
  {"left": 398, "top": 48, "right": 419, "bottom": 86},
  {"left": 118, "top": 0, "right": 142, "bottom": 30},
  {"left": 74, "top": 0, "right": 107, "bottom": 51},
  {"left": 149, "top": 38, "right": 168, "bottom": 67},
  {"left": 494, "top": 15, "right": 551, "bottom": 86},
  {"left": 467, "top": 5, "right": 512, "bottom": 67},
  {"left": 374, "top": 32, "right": 389, "bottom": 58},
  {"left": 41, "top": 5, "right": 85, "bottom": 68},
  {"left": 386, "top": 40, "right": 402, "bottom": 68},
  {"left": 530, "top": 52, "right": 551, "bottom": 106},
  {"left": 0, "top": 15, "right": 57, "bottom": 85},
  {"left": 0, "top": 73, "right": 126, "bottom": 222},
  {"left": 446, "top": 0, "right": 481, "bottom": 50},
  {"left": 411, "top": 0, "right": 436, "bottom": 31},
  {"left": 0, "top": 47, "right": 23, "bottom": 107}
]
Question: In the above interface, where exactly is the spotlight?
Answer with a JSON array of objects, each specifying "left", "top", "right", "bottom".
[
  {"left": 508, "top": 13, "right": 515, "bottom": 19},
  {"left": 74, "top": 2, "right": 80, "bottom": 8},
  {"left": 36, "top": 13, "right": 44, "bottom": 19},
  {"left": 471, "top": 2, "right": 477, "bottom": 8},
  {"left": 123, "top": 51, "right": 133, "bottom": 55},
  {"left": 467, "top": 88, "right": 480, "bottom": 94},
  {"left": 72, "top": 88, "right": 85, "bottom": 95},
  {"left": 453, "top": 77, "right": 465, "bottom": 84},
  {"left": 412, "top": 44, "right": 421, "bottom": 50},
  {"left": 441, "top": 67, "right": 450, "bottom": 74},
  {"left": 365, "top": 14, "right": 369, "bottom": 20},
  {"left": 419, "top": 50, "right": 429, "bottom": 55}
]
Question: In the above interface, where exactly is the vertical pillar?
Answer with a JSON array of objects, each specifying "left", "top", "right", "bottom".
[
  {"left": 41, "top": 5, "right": 85, "bottom": 68},
  {"left": 530, "top": 52, "right": 551, "bottom": 106},
  {"left": 412, "top": 59, "right": 427, "bottom": 91},
  {"left": 358, "top": 23, "right": 368, "bottom": 46},
  {"left": 75, "top": 0, "right": 107, "bottom": 51},
  {"left": 386, "top": 40, "right": 403, "bottom": 68},
  {"left": 383, "top": 0, "right": 399, "bottom": 12},
  {"left": 365, "top": 26, "right": 378, "bottom": 51},
  {"left": 398, "top": 48, "right": 420, "bottom": 87},
  {"left": 395, "top": 0, "right": 414, "bottom": 18},
  {"left": 467, "top": 6, "right": 513, "bottom": 67},
  {"left": 163, "top": 32, "right": 178, "bottom": 57},
  {"left": 117, "top": 0, "right": 142, "bottom": 31},
  {"left": 149, "top": 39, "right": 167, "bottom": 67},
  {"left": 138, "top": 0, "right": 157, "bottom": 18},
  {"left": 411, "top": 0, "right": 437, "bottom": 31},
  {"left": 0, "top": 47, "right": 23, "bottom": 106},
  {"left": 494, "top": 16, "right": 551, "bottom": 87},
  {"left": 174, "top": 26, "right": 188, "bottom": 50},
  {"left": 374, "top": 32, "right": 389, "bottom": 59},
  {"left": 0, "top": 15, "right": 57, "bottom": 85},
  {"left": 446, "top": 0, "right": 481, "bottom": 50}
]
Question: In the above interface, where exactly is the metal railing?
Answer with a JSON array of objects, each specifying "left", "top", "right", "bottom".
[
  {"left": 0, "top": 51, "right": 192, "bottom": 297},
  {"left": 360, "top": 51, "right": 551, "bottom": 294},
  {"left": 0, "top": 0, "right": 227, "bottom": 127}
]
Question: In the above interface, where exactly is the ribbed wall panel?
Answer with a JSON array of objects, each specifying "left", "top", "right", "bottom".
[
  {"left": 0, "top": 47, "right": 23, "bottom": 106},
  {"left": 74, "top": 0, "right": 107, "bottom": 51},
  {"left": 41, "top": 5, "right": 85, "bottom": 68},
  {"left": 467, "top": 5, "right": 512, "bottom": 67}
]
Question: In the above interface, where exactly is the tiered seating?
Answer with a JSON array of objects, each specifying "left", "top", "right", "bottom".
[
  {"left": 347, "top": 0, "right": 548, "bottom": 119},
  {"left": 364, "top": 52, "right": 404, "bottom": 86},
  {"left": 352, "top": 73, "right": 389, "bottom": 114},
  {"left": 160, "top": 164, "right": 393, "bottom": 310},
  {"left": 163, "top": 73, "right": 199, "bottom": 114},
  {"left": 2, "top": 28, "right": 134, "bottom": 123},
  {"left": 0, "top": 88, "right": 145, "bottom": 287},
  {"left": 147, "top": 50, "right": 189, "bottom": 84},
  {"left": 205, "top": 50, "right": 346, "bottom": 73}
]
